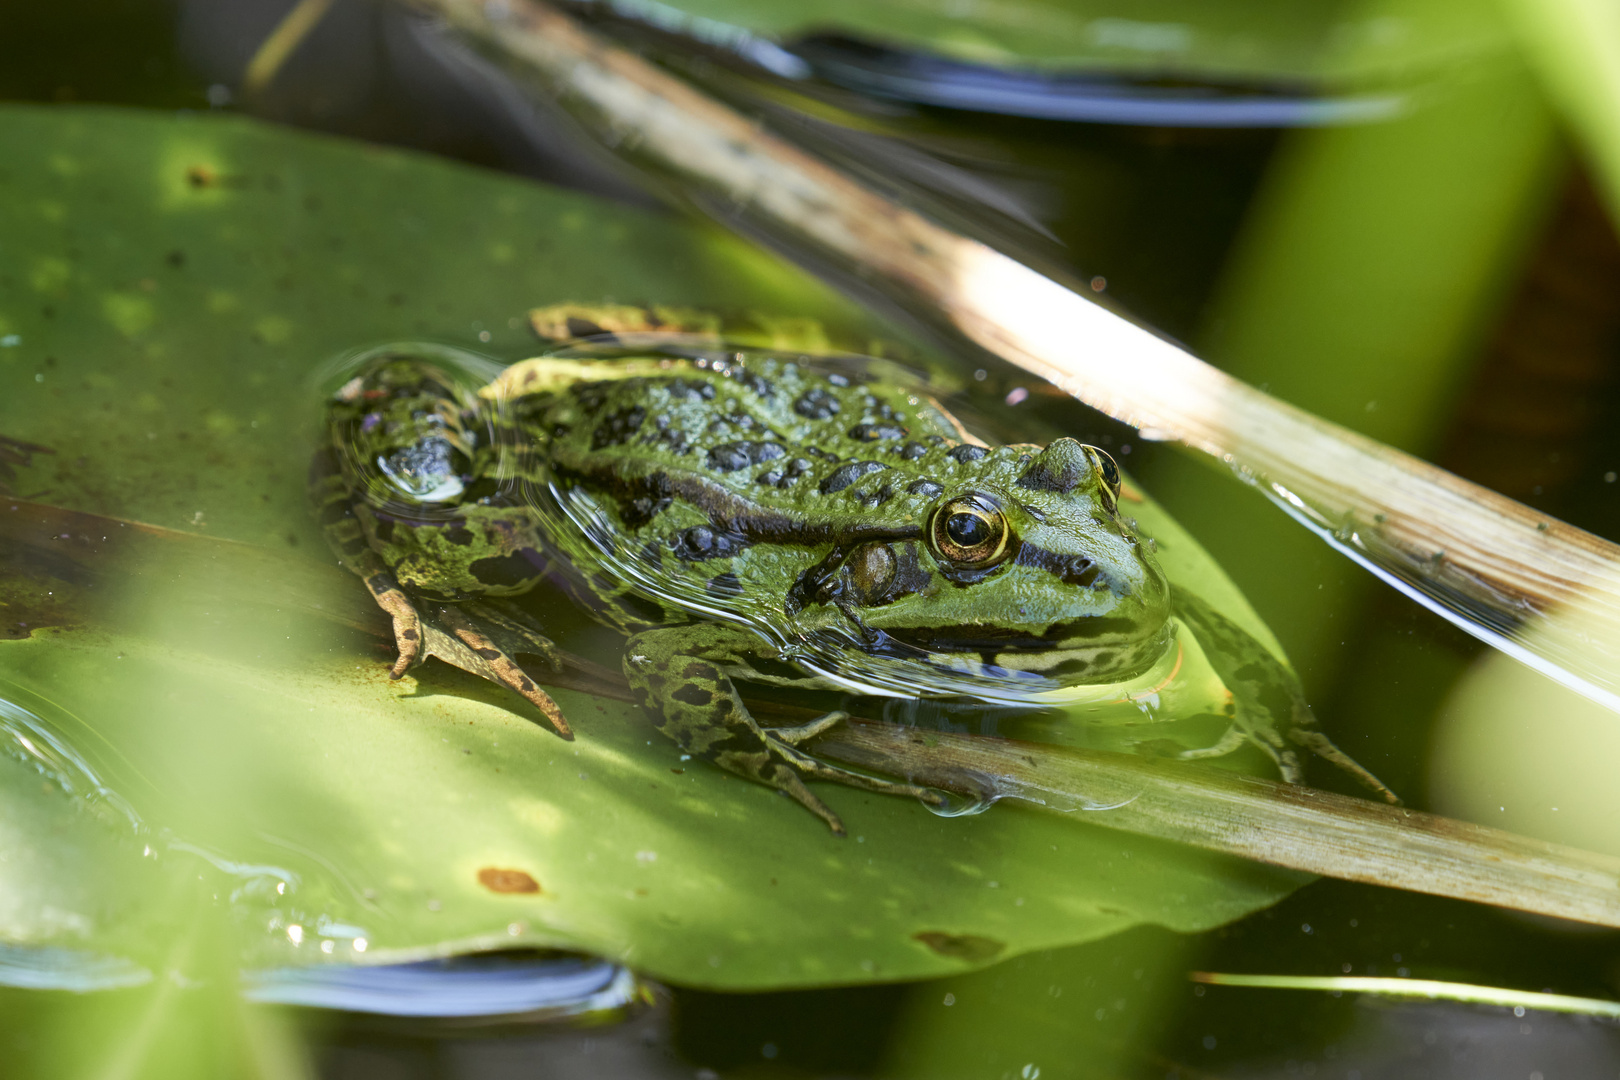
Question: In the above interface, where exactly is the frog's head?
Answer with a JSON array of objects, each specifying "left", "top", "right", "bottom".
[{"left": 794, "top": 438, "right": 1173, "bottom": 685}]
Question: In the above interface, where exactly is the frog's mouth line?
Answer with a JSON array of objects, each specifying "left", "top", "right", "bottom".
[{"left": 878, "top": 616, "right": 1155, "bottom": 654}]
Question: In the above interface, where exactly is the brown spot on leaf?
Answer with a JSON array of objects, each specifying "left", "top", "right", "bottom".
[
  {"left": 913, "top": 931, "right": 1005, "bottom": 962},
  {"left": 477, "top": 867, "right": 540, "bottom": 894}
]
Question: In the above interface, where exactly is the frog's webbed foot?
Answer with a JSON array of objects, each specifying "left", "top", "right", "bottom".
[
  {"left": 430, "top": 602, "right": 573, "bottom": 740},
  {"left": 623, "top": 630, "right": 941, "bottom": 834},
  {"left": 767, "top": 735, "right": 946, "bottom": 809},
  {"left": 1173, "top": 591, "right": 1398, "bottom": 803},
  {"left": 765, "top": 711, "right": 946, "bottom": 809},
  {"left": 337, "top": 545, "right": 572, "bottom": 737},
  {"left": 1286, "top": 729, "right": 1398, "bottom": 804},
  {"left": 1177, "top": 722, "right": 1307, "bottom": 784}
]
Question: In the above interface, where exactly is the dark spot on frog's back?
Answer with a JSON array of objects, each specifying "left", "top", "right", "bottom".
[
  {"left": 623, "top": 495, "right": 672, "bottom": 527},
  {"left": 906, "top": 479, "right": 943, "bottom": 498},
  {"left": 680, "top": 660, "right": 721, "bottom": 683},
  {"left": 897, "top": 441, "right": 927, "bottom": 460},
  {"left": 794, "top": 387, "right": 841, "bottom": 420},
  {"left": 948, "top": 444, "right": 987, "bottom": 464},
  {"left": 671, "top": 684, "right": 713, "bottom": 707},
  {"left": 673, "top": 524, "right": 749, "bottom": 561},
  {"left": 470, "top": 549, "right": 544, "bottom": 589},
  {"left": 706, "top": 572, "right": 744, "bottom": 599},
  {"left": 591, "top": 405, "right": 646, "bottom": 450},
  {"left": 665, "top": 377, "right": 716, "bottom": 402},
  {"left": 849, "top": 422, "right": 906, "bottom": 441},
  {"left": 441, "top": 521, "right": 476, "bottom": 547},
  {"left": 565, "top": 316, "right": 607, "bottom": 340},
  {"left": 819, "top": 460, "right": 887, "bottom": 494},
  {"left": 730, "top": 370, "right": 775, "bottom": 398},
  {"left": 706, "top": 441, "right": 785, "bottom": 473},
  {"left": 570, "top": 381, "right": 611, "bottom": 414}
]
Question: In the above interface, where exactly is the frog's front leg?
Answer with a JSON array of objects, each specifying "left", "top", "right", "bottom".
[
  {"left": 623, "top": 626, "right": 942, "bottom": 835},
  {"left": 1172, "top": 591, "right": 1398, "bottom": 803}
]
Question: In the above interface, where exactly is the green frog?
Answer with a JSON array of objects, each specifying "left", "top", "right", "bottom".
[{"left": 310, "top": 305, "right": 1394, "bottom": 833}]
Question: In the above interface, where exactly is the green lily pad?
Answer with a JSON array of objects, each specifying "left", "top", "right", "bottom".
[{"left": 0, "top": 105, "right": 1303, "bottom": 990}]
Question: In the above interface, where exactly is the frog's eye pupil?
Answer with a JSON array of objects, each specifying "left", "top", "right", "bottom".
[
  {"left": 930, "top": 494, "right": 1013, "bottom": 567},
  {"left": 1099, "top": 454, "right": 1119, "bottom": 488},
  {"left": 945, "top": 512, "right": 990, "bottom": 548},
  {"left": 1086, "top": 447, "right": 1121, "bottom": 500}
]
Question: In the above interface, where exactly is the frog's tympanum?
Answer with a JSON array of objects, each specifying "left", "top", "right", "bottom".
[{"left": 312, "top": 306, "right": 1394, "bottom": 833}]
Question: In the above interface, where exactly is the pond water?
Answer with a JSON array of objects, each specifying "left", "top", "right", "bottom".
[{"left": 4, "top": 2, "right": 1620, "bottom": 1078}]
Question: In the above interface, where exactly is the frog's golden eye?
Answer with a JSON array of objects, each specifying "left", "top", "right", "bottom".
[
  {"left": 929, "top": 494, "right": 1012, "bottom": 567},
  {"left": 1085, "top": 447, "right": 1122, "bottom": 503}
]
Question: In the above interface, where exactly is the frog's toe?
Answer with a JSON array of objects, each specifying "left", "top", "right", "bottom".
[
  {"left": 766, "top": 764, "right": 848, "bottom": 836},
  {"left": 1176, "top": 724, "right": 1248, "bottom": 763},
  {"left": 369, "top": 581, "right": 424, "bottom": 678},
  {"left": 435, "top": 604, "right": 574, "bottom": 740},
  {"left": 767, "top": 735, "right": 948, "bottom": 811},
  {"left": 768, "top": 710, "right": 849, "bottom": 746},
  {"left": 1288, "top": 729, "right": 1400, "bottom": 804}
]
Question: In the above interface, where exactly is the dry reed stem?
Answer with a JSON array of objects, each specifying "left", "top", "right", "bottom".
[
  {"left": 817, "top": 719, "right": 1620, "bottom": 930},
  {"left": 409, "top": 0, "right": 1620, "bottom": 712}
]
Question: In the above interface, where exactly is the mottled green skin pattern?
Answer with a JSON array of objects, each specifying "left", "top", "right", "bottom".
[
  {"left": 530, "top": 356, "right": 1169, "bottom": 676},
  {"left": 316, "top": 342, "right": 1391, "bottom": 832}
]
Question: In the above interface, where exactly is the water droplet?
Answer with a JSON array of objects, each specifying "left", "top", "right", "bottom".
[{"left": 924, "top": 788, "right": 996, "bottom": 818}]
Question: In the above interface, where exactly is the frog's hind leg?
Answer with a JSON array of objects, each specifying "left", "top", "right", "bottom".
[{"left": 623, "top": 628, "right": 939, "bottom": 835}]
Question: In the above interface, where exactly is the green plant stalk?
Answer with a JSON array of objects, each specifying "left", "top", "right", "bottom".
[{"left": 1192, "top": 970, "right": 1620, "bottom": 1017}]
